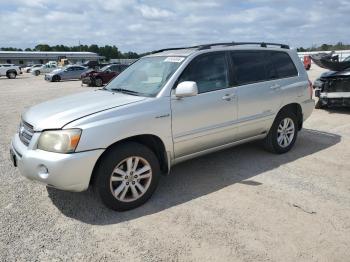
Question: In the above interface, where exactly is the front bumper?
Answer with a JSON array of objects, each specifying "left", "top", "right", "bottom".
[
  {"left": 44, "top": 74, "right": 53, "bottom": 81},
  {"left": 319, "top": 92, "right": 350, "bottom": 107},
  {"left": 10, "top": 133, "right": 104, "bottom": 192}
]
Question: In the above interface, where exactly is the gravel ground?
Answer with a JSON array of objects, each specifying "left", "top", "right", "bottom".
[{"left": 0, "top": 68, "right": 350, "bottom": 261}]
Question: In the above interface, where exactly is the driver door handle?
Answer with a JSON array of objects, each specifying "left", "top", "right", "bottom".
[
  {"left": 222, "top": 93, "right": 236, "bottom": 101},
  {"left": 270, "top": 84, "right": 281, "bottom": 90}
]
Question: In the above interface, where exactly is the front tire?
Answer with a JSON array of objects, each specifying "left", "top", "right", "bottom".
[
  {"left": 93, "top": 142, "right": 160, "bottom": 211},
  {"left": 94, "top": 77, "right": 103, "bottom": 87},
  {"left": 52, "top": 75, "right": 61, "bottom": 82},
  {"left": 35, "top": 70, "right": 40, "bottom": 76},
  {"left": 263, "top": 110, "right": 298, "bottom": 154}
]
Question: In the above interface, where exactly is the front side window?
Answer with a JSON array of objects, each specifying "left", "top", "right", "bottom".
[
  {"left": 106, "top": 56, "right": 184, "bottom": 96},
  {"left": 230, "top": 51, "right": 267, "bottom": 85},
  {"left": 178, "top": 52, "right": 229, "bottom": 93}
]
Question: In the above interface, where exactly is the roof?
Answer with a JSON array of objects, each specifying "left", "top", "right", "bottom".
[{"left": 148, "top": 42, "right": 290, "bottom": 57}]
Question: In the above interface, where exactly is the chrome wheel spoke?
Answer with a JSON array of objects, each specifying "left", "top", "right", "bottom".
[
  {"left": 135, "top": 165, "right": 151, "bottom": 176},
  {"left": 114, "top": 167, "right": 126, "bottom": 176},
  {"left": 138, "top": 172, "right": 151, "bottom": 179},
  {"left": 114, "top": 183, "right": 125, "bottom": 197},
  {"left": 130, "top": 185, "right": 139, "bottom": 199},
  {"left": 126, "top": 157, "right": 133, "bottom": 172},
  {"left": 111, "top": 175, "right": 124, "bottom": 182},
  {"left": 277, "top": 134, "right": 284, "bottom": 144},
  {"left": 120, "top": 186, "right": 129, "bottom": 201},
  {"left": 132, "top": 157, "right": 139, "bottom": 171},
  {"left": 135, "top": 182, "right": 146, "bottom": 193}
]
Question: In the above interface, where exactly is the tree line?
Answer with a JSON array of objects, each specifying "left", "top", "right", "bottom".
[
  {"left": 0, "top": 44, "right": 141, "bottom": 60},
  {"left": 296, "top": 42, "right": 350, "bottom": 52}
]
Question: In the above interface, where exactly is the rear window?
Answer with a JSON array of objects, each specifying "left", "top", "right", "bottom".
[{"left": 230, "top": 50, "right": 298, "bottom": 86}]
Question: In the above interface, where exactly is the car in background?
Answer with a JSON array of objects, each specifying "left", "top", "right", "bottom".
[
  {"left": 32, "top": 64, "right": 57, "bottom": 76},
  {"left": 45, "top": 65, "right": 89, "bottom": 82},
  {"left": 313, "top": 69, "right": 350, "bottom": 108},
  {"left": 0, "top": 64, "right": 21, "bottom": 79},
  {"left": 81, "top": 64, "right": 128, "bottom": 87},
  {"left": 23, "top": 64, "right": 42, "bottom": 73}
]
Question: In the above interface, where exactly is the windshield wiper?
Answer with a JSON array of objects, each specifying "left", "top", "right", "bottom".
[{"left": 109, "top": 88, "right": 143, "bottom": 96}]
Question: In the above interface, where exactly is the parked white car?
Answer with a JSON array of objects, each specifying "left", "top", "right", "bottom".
[
  {"left": 23, "top": 64, "right": 42, "bottom": 73},
  {"left": 31, "top": 64, "right": 57, "bottom": 76},
  {"left": 11, "top": 42, "right": 314, "bottom": 211},
  {"left": 0, "top": 64, "right": 21, "bottom": 79}
]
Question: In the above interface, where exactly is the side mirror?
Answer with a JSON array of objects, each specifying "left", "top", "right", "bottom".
[{"left": 175, "top": 81, "right": 198, "bottom": 98}]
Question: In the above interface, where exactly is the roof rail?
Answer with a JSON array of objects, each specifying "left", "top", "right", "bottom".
[
  {"left": 198, "top": 42, "right": 290, "bottom": 50},
  {"left": 151, "top": 41, "right": 289, "bottom": 54}
]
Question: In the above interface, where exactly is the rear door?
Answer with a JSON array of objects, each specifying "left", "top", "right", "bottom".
[
  {"left": 230, "top": 50, "right": 284, "bottom": 140},
  {"left": 73, "top": 66, "right": 86, "bottom": 79}
]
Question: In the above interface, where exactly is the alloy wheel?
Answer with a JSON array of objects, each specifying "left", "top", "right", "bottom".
[
  {"left": 277, "top": 117, "right": 295, "bottom": 148},
  {"left": 110, "top": 156, "right": 152, "bottom": 202}
]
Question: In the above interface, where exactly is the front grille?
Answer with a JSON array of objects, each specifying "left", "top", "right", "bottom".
[{"left": 19, "top": 120, "right": 34, "bottom": 146}]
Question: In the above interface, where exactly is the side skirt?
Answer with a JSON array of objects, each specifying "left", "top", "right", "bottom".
[{"left": 171, "top": 133, "right": 267, "bottom": 166}]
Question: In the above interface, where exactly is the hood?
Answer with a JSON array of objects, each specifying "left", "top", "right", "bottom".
[
  {"left": 320, "top": 69, "right": 350, "bottom": 79},
  {"left": 51, "top": 68, "right": 64, "bottom": 74},
  {"left": 22, "top": 90, "right": 146, "bottom": 131}
]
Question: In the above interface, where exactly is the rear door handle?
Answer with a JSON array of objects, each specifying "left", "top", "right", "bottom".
[
  {"left": 222, "top": 93, "right": 236, "bottom": 101},
  {"left": 270, "top": 84, "right": 281, "bottom": 90}
]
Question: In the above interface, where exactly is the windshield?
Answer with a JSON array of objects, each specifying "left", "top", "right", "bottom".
[
  {"left": 100, "top": 65, "right": 110, "bottom": 71},
  {"left": 105, "top": 56, "right": 184, "bottom": 96},
  {"left": 344, "top": 56, "right": 350, "bottom": 62}
]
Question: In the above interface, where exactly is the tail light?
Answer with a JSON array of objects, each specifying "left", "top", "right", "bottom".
[{"left": 308, "top": 79, "right": 313, "bottom": 99}]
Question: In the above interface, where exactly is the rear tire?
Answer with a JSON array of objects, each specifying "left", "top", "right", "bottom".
[
  {"left": 93, "top": 142, "right": 160, "bottom": 211},
  {"left": 35, "top": 70, "right": 40, "bottom": 76},
  {"left": 263, "top": 110, "right": 298, "bottom": 154},
  {"left": 7, "top": 71, "right": 16, "bottom": 79}
]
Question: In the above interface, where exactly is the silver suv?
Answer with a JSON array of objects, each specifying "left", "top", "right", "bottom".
[{"left": 10, "top": 42, "right": 314, "bottom": 211}]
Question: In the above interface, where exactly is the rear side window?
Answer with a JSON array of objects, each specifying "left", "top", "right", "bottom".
[
  {"left": 178, "top": 52, "right": 229, "bottom": 93},
  {"left": 230, "top": 51, "right": 266, "bottom": 85},
  {"left": 268, "top": 51, "right": 298, "bottom": 78}
]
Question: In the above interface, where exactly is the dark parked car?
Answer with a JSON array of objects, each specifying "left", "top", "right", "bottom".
[
  {"left": 81, "top": 64, "right": 128, "bottom": 87},
  {"left": 313, "top": 55, "right": 350, "bottom": 108}
]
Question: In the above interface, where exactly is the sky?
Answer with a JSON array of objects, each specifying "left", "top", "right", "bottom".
[{"left": 0, "top": 0, "right": 349, "bottom": 53}]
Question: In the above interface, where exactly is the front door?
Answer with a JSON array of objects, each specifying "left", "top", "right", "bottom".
[{"left": 171, "top": 52, "right": 237, "bottom": 158}]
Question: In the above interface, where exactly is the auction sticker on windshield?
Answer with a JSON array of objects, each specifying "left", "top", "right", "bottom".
[{"left": 164, "top": 57, "right": 184, "bottom": 63}]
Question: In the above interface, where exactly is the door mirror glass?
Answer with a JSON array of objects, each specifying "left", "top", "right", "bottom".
[{"left": 175, "top": 81, "right": 198, "bottom": 98}]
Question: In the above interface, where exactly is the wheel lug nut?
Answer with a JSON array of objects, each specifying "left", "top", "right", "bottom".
[
  {"left": 132, "top": 181, "right": 135, "bottom": 185},
  {"left": 126, "top": 182, "right": 129, "bottom": 185},
  {"left": 134, "top": 175, "right": 138, "bottom": 178}
]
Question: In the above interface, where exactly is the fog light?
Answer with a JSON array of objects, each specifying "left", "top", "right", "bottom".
[{"left": 38, "top": 165, "right": 49, "bottom": 179}]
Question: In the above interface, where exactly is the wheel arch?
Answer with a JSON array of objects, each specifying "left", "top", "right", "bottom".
[
  {"left": 6, "top": 69, "right": 17, "bottom": 75},
  {"left": 277, "top": 103, "right": 303, "bottom": 130},
  {"left": 90, "top": 134, "right": 169, "bottom": 185}
]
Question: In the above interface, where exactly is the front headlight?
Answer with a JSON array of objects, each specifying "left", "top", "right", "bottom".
[{"left": 38, "top": 129, "right": 82, "bottom": 153}]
